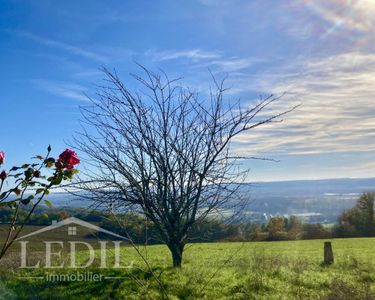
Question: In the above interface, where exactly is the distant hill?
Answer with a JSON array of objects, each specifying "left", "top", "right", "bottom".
[
  {"left": 240, "top": 177, "right": 375, "bottom": 223},
  {"left": 48, "top": 177, "right": 375, "bottom": 224}
]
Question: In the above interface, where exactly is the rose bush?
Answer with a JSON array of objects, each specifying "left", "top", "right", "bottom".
[
  {"left": 0, "top": 146, "right": 80, "bottom": 259},
  {"left": 0, "top": 151, "right": 4, "bottom": 165},
  {"left": 57, "top": 149, "right": 80, "bottom": 170}
]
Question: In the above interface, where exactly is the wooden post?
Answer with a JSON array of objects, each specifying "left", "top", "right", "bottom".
[{"left": 324, "top": 241, "right": 334, "bottom": 265}]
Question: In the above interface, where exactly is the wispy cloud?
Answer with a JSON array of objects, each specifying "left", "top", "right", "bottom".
[
  {"left": 149, "top": 49, "right": 221, "bottom": 61},
  {"left": 354, "top": 161, "right": 375, "bottom": 171},
  {"left": 209, "top": 57, "right": 264, "bottom": 72},
  {"left": 149, "top": 48, "right": 265, "bottom": 73},
  {"left": 146, "top": 48, "right": 375, "bottom": 163},
  {"left": 231, "top": 52, "right": 375, "bottom": 161},
  {"left": 31, "top": 79, "right": 88, "bottom": 101},
  {"left": 194, "top": 57, "right": 266, "bottom": 73},
  {"left": 18, "top": 31, "right": 108, "bottom": 62}
]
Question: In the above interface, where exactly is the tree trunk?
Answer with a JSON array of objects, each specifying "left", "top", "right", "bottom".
[{"left": 167, "top": 241, "right": 185, "bottom": 268}]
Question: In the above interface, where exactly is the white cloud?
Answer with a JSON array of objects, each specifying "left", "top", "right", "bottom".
[
  {"left": 200, "top": 57, "right": 266, "bottom": 72},
  {"left": 150, "top": 49, "right": 221, "bottom": 61},
  {"left": 31, "top": 79, "right": 88, "bottom": 101},
  {"left": 231, "top": 52, "right": 375, "bottom": 160},
  {"left": 18, "top": 31, "right": 108, "bottom": 62},
  {"left": 149, "top": 48, "right": 265, "bottom": 73}
]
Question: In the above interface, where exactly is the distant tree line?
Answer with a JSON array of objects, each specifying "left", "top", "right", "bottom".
[
  {"left": 0, "top": 207, "right": 104, "bottom": 225},
  {"left": 334, "top": 192, "right": 375, "bottom": 237},
  {"left": 0, "top": 192, "right": 373, "bottom": 243}
]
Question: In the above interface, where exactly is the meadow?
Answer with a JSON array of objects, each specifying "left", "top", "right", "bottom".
[{"left": 0, "top": 237, "right": 375, "bottom": 299}]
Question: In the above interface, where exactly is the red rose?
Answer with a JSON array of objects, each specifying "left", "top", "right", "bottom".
[
  {"left": 0, "top": 170, "right": 6, "bottom": 181},
  {"left": 0, "top": 151, "right": 4, "bottom": 165},
  {"left": 57, "top": 149, "right": 80, "bottom": 170}
]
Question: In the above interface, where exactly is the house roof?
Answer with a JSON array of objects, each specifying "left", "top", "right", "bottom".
[{"left": 16, "top": 217, "right": 129, "bottom": 241}]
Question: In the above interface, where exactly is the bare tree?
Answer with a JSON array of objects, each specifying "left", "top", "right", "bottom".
[{"left": 73, "top": 66, "right": 295, "bottom": 267}]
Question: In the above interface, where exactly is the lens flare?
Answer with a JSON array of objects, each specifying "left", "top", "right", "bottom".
[{"left": 301, "top": 0, "right": 375, "bottom": 40}]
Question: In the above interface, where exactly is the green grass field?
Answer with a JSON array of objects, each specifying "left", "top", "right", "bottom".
[{"left": 1, "top": 237, "right": 375, "bottom": 299}]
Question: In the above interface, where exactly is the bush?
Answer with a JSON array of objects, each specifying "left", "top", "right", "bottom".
[{"left": 301, "top": 223, "right": 331, "bottom": 239}]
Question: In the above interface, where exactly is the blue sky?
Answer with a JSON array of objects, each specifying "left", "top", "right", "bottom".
[{"left": 0, "top": 0, "right": 374, "bottom": 181}]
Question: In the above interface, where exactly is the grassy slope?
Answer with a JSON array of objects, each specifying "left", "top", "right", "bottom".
[{"left": 1, "top": 238, "right": 375, "bottom": 299}]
